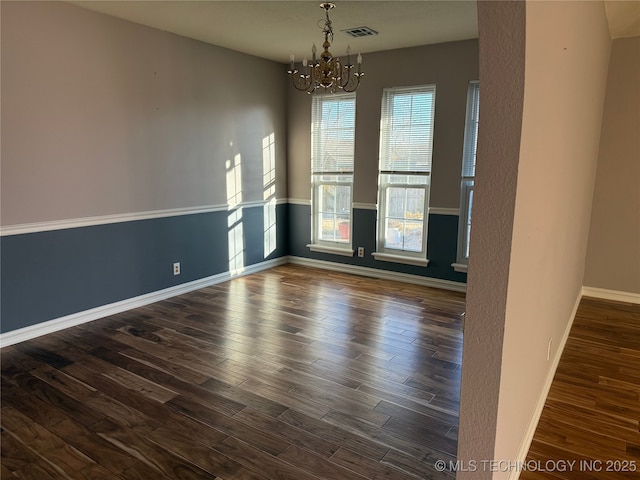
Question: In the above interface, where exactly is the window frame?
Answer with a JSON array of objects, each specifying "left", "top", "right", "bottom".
[
  {"left": 373, "top": 85, "right": 436, "bottom": 267},
  {"left": 308, "top": 92, "right": 356, "bottom": 256},
  {"left": 454, "top": 81, "right": 480, "bottom": 272}
]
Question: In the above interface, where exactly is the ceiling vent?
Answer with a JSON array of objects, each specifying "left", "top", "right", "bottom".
[{"left": 342, "top": 26, "right": 378, "bottom": 38}]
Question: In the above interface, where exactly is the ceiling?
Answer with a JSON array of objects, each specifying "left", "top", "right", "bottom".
[
  {"left": 69, "top": 1, "right": 479, "bottom": 63},
  {"left": 604, "top": 0, "right": 640, "bottom": 39},
  {"left": 70, "top": 1, "right": 639, "bottom": 64}
]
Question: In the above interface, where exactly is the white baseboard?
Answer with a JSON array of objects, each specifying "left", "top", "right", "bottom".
[
  {"left": 581, "top": 286, "right": 640, "bottom": 304},
  {"left": 1, "top": 255, "right": 463, "bottom": 347},
  {"left": 287, "top": 256, "right": 466, "bottom": 292},
  {"left": 508, "top": 290, "right": 583, "bottom": 480},
  {"left": 0, "top": 257, "right": 287, "bottom": 348}
]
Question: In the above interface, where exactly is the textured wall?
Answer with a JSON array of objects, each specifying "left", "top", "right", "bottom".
[
  {"left": 583, "top": 37, "right": 640, "bottom": 295},
  {"left": 457, "top": 2, "right": 526, "bottom": 476},
  {"left": 459, "top": 2, "right": 611, "bottom": 477}
]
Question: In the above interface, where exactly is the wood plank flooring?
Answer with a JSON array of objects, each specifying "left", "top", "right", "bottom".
[
  {"left": 1, "top": 264, "right": 466, "bottom": 480},
  {"left": 522, "top": 297, "right": 640, "bottom": 480}
]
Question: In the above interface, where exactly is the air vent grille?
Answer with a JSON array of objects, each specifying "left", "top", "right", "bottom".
[{"left": 342, "top": 26, "right": 378, "bottom": 38}]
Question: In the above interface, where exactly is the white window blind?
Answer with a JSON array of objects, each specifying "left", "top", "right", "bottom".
[
  {"left": 311, "top": 93, "right": 356, "bottom": 173},
  {"left": 379, "top": 86, "right": 436, "bottom": 174},
  {"left": 455, "top": 81, "right": 480, "bottom": 268},
  {"left": 461, "top": 81, "right": 479, "bottom": 178}
]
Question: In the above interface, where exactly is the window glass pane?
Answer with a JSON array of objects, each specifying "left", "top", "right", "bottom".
[
  {"left": 318, "top": 185, "right": 351, "bottom": 213},
  {"left": 336, "top": 215, "right": 350, "bottom": 240},
  {"left": 385, "top": 218, "right": 403, "bottom": 249},
  {"left": 335, "top": 186, "right": 351, "bottom": 215},
  {"left": 406, "top": 188, "right": 425, "bottom": 219},
  {"left": 387, "top": 188, "right": 406, "bottom": 218},
  {"left": 383, "top": 186, "right": 425, "bottom": 252},
  {"left": 404, "top": 218, "right": 424, "bottom": 252},
  {"left": 406, "top": 188, "right": 425, "bottom": 252},
  {"left": 319, "top": 184, "right": 336, "bottom": 213},
  {"left": 317, "top": 184, "right": 351, "bottom": 243},
  {"left": 320, "top": 215, "right": 336, "bottom": 241},
  {"left": 465, "top": 188, "right": 474, "bottom": 258}
]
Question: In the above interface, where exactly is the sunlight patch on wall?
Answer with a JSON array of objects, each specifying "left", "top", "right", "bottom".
[
  {"left": 263, "top": 133, "right": 277, "bottom": 258},
  {"left": 227, "top": 152, "right": 245, "bottom": 274},
  {"left": 227, "top": 153, "right": 243, "bottom": 208}
]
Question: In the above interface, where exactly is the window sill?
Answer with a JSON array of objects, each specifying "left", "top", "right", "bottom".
[
  {"left": 372, "top": 252, "right": 429, "bottom": 267},
  {"left": 452, "top": 262, "right": 468, "bottom": 273},
  {"left": 307, "top": 244, "right": 354, "bottom": 257}
]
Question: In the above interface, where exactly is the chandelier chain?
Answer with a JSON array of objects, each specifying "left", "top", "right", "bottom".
[{"left": 322, "top": 6, "right": 334, "bottom": 43}]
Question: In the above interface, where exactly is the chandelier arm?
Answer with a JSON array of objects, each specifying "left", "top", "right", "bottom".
[
  {"left": 289, "top": 71, "right": 314, "bottom": 92},
  {"left": 340, "top": 72, "right": 363, "bottom": 93},
  {"left": 337, "top": 62, "right": 350, "bottom": 89},
  {"left": 340, "top": 81, "right": 359, "bottom": 93}
]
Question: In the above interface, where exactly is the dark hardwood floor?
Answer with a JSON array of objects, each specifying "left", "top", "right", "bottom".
[
  {"left": 522, "top": 297, "right": 640, "bottom": 480},
  {"left": 1, "top": 264, "right": 465, "bottom": 479}
]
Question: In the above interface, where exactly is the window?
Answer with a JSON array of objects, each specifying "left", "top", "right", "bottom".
[
  {"left": 454, "top": 81, "right": 479, "bottom": 272},
  {"left": 373, "top": 85, "right": 436, "bottom": 267},
  {"left": 308, "top": 93, "right": 356, "bottom": 256}
]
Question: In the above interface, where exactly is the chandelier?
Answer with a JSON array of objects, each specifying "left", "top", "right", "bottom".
[{"left": 288, "top": 2, "right": 363, "bottom": 94}]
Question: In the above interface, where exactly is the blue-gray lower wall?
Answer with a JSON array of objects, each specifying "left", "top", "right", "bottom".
[
  {"left": 1, "top": 203, "right": 465, "bottom": 335},
  {"left": 288, "top": 204, "right": 468, "bottom": 283},
  {"left": 0, "top": 204, "right": 288, "bottom": 333}
]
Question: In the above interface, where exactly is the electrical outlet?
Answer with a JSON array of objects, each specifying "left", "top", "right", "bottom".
[
  {"left": 357, "top": 247, "right": 365, "bottom": 257},
  {"left": 547, "top": 338, "right": 552, "bottom": 361},
  {"left": 173, "top": 262, "right": 181, "bottom": 276}
]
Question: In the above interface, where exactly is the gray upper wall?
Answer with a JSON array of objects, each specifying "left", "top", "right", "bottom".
[
  {"left": 286, "top": 39, "right": 479, "bottom": 208},
  {"left": 2, "top": 1, "right": 478, "bottom": 226},
  {"left": 1, "top": 1, "right": 288, "bottom": 226},
  {"left": 583, "top": 36, "right": 640, "bottom": 295}
]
